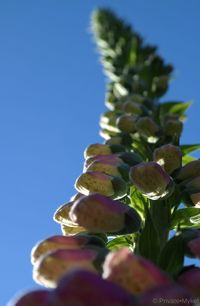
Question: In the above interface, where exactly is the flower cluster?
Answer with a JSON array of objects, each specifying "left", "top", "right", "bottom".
[{"left": 9, "top": 8, "right": 200, "bottom": 306}]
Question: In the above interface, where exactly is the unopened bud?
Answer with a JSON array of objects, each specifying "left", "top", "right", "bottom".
[
  {"left": 176, "top": 160, "right": 200, "bottom": 181},
  {"left": 118, "top": 151, "right": 143, "bottom": 166},
  {"left": 122, "top": 101, "right": 143, "bottom": 115},
  {"left": 69, "top": 193, "right": 141, "bottom": 234},
  {"left": 187, "top": 233, "right": 200, "bottom": 258},
  {"left": 49, "top": 269, "right": 136, "bottom": 306},
  {"left": 84, "top": 154, "right": 123, "bottom": 170},
  {"left": 178, "top": 267, "right": 200, "bottom": 298},
  {"left": 33, "top": 248, "right": 99, "bottom": 288},
  {"left": 153, "top": 144, "right": 182, "bottom": 175},
  {"left": 129, "top": 162, "right": 174, "bottom": 200},
  {"left": 136, "top": 116, "right": 160, "bottom": 143},
  {"left": 103, "top": 248, "right": 170, "bottom": 295},
  {"left": 75, "top": 171, "right": 127, "bottom": 199},
  {"left": 163, "top": 119, "right": 183, "bottom": 138},
  {"left": 8, "top": 290, "right": 49, "bottom": 306},
  {"left": 116, "top": 114, "right": 138, "bottom": 133},
  {"left": 84, "top": 143, "right": 124, "bottom": 159}
]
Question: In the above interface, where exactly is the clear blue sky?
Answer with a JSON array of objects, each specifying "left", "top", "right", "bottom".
[{"left": 1, "top": 1, "right": 200, "bottom": 305}]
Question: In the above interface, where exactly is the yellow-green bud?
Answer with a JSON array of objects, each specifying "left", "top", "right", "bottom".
[
  {"left": 84, "top": 143, "right": 124, "bottom": 159},
  {"left": 129, "top": 162, "right": 174, "bottom": 200},
  {"left": 116, "top": 114, "right": 138, "bottom": 133},
  {"left": 153, "top": 144, "right": 182, "bottom": 175},
  {"left": 136, "top": 117, "right": 160, "bottom": 143},
  {"left": 75, "top": 171, "right": 127, "bottom": 199}
]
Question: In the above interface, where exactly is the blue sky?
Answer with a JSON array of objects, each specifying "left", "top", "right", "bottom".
[{"left": 1, "top": 1, "right": 200, "bottom": 305}]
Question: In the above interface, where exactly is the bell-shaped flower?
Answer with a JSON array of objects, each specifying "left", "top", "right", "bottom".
[
  {"left": 153, "top": 144, "right": 182, "bottom": 175},
  {"left": 69, "top": 193, "right": 141, "bottom": 234},
  {"left": 84, "top": 143, "right": 124, "bottom": 159},
  {"left": 103, "top": 248, "right": 171, "bottom": 295},
  {"left": 129, "top": 161, "right": 174, "bottom": 200},
  {"left": 176, "top": 160, "right": 200, "bottom": 182},
  {"left": 116, "top": 114, "right": 138, "bottom": 133},
  {"left": 8, "top": 290, "right": 49, "bottom": 306},
  {"left": 163, "top": 119, "right": 183, "bottom": 138},
  {"left": 136, "top": 117, "right": 160, "bottom": 143}
]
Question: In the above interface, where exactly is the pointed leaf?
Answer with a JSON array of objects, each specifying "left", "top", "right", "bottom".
[
  {"left": 106, "top": 236, "right": 131, "bottom": 250},
  {"left": 159, "top": 101, "right": 192, "bottom": 118},
  {"left": 181, "top": 144, "right": 200, "bottom": 155},
  {"left": 182, "top": 155, "right": 197, "bottom": 165},
  {"left": 171, "top": 208, "right": 200, "bottom": 229}
]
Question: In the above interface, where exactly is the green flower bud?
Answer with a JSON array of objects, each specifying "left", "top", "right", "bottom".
[
  {"left": 153, "top": 144, "right": 182, "bottom": 175},
  {"left": 129, "top": 162, "right": 174, "bottom": 200},
  {"left": 75, "top": 171, "right": 127, "bottom": 199},
  {"left": 185, "top": 176, "right": 200, "bottom": 190},
  {"left": 103, "top": 248, "right": 171, "bottom": 295},
  {"left": 176, "top": 160, "right": 200, "bottom": 182},
  {"left": 69, "top": 193, "right": 141, "bottom": 234},
  {"left": 152, "top": 75, "right": 169, "bottom": 96},
  {"left": 136, "top": 117, "right": 160, "bottom": 143},
  {"left": 116, "top": 114, "right": 138, "bottom": 133},
  {"left": 84, "top": 143, "right": 125, "bottom": 159},
  {"left": 105, "top": 136, "right": 123, "bottom": 145},
  {"left": 163, "top": 119, "right": 183, "bottom": 138},
  {"left": 122, "top": 101, "right": 143, "bottom": 115}
]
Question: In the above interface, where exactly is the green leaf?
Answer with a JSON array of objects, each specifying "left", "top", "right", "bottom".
[
  {"left": 171, "top": 208, "right": 200, "bottom": 229},
  {"left": 159, "top": 101, "right": 192, "bottom": 118},
  {"left": 158, "top": 235, "right": 184, "bottom": 277},
  {"left": 129, "top": 186, "right": 147, "bottom": 219},
  {"left": 138, "top": 207, "right": 160, "bottom": 263},
  {"left": 106, "top": 236, "right": 131, "bottom": 250},
  {"left": 181, "top": 144, "right": 200, "bottom": 155},
  {"left": 182, "top": 155, "right": 197, "bottom": 165}
]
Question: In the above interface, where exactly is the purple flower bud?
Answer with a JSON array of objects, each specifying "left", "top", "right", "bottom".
[
  {"left": 136, "top": 117, "right": 160, "bottom": 143},
  {"left": 129, "top": 162, "right": 174, "bottom": 200},
  {"left": 187, "top": 233, "right": 200, "bottom": 258},
  {"left": 178, "top": 267, "right": 200, "bottom": 298},
  {"left": 75, "top": 171, "right": 127, "bottom": 199},
  {"left": 48, "top": 269, "right": 136, "bottom": 306},
  {"left": 33, "top": 248, "right": 99, "bottom": 288},
  {"left": 69, "top": 193, "right": 141, "bottom": 234},
  {"left": 153, "top": 144, "right": 182, "bottom": 175},
  {"left": 84, "top": 143, "right": 124, "bottom": 159},
  {"left": 176, "top": 160, "right": 200, "bottom": 182},
  {"left": 8, "top": 290, "right": 49, "bottom": 306},
  {"left": 103, "top": 248, "right": 171, "bottom": 295},
  {"left": 84, "top": 154, "right": 123, "bottom": 170},
  {"left": 116, "top": 114, "right": 138, "bottom": 133},
  {"left": 138, "top": 284, "right": 195, "bottom": 306}
]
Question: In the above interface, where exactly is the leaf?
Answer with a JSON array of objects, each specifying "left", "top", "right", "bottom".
[
  {"left": 138, "top": 208, "right": 160, "bottom": 263},
  {"left": 129, "top": 186, "right": 147, "bottom": 219},
  {"left": 182, "top": 155, "right": 197, "bottom": 165},
  {"left": 180, "top": 144, "right": 200, "bottom": 155},
  {"left": 106, "top": 236, "right": 131, "bottom": 250},
  {"left": 158, "top": 235, "right": 184, "bottom": 277},
  {"left": 159, "top": 101, "right": 192, "bottom": 118},
  {"left": 171, "top": 208, "right": 200, "bottom": 229}
]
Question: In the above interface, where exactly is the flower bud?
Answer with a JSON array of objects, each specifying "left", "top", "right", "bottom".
[
  {"left": 187, "top": 233, "right": 200, "bottom": 258},
  {"left": 139, "top": 284, "right": 194, "bottom": 306},
  {"left": 152, "top": 75, "right": 169, "bottom": 96},
  {"left": 103, "top": 248, "right": 170, "bottom": 295},
  {"left": 178, "top": 267, "right": 200, "bottom": 298},
  {"left": 75, "top": 171, "right": 127, "bottom": 199},
  {"left": 116, "top": 114, "right": 138, "bottom": 133},
  {"left": 48, "top": 269, "right": 136, "bottom": 306},
  {"left": 176, "top": 160, "right": 200, "bottom": 182},
  {"left": 85, "top": 160, "right": 129, "bottom": 181},
  {"left": 129, "top": 162, "right": 174, "bottom": 200},
  {"left": 153, "top": 144, "right": 182, "bottom": 175},
  {"left": 8, "top": 290, "right": 49, "bottom": 306},
  {"left": 84, "top": 143, "right": 124, "bottom": 159},
  {"left": 53, "top": 202, "right": 87, "bottom": 234},
  {"left": 84, "top": 154, "right": 123, "bottom": 170},
  {"left": 105, "top": 135, "right": 123, "bottom": 145},
  {"left": 33, "top": 248, "right": 99, "bottom": 288},
  {"left": 136, "top": 117, "right": 160, "bottom": 143},
  {"left": 163, "top": 119, "right": 183, "bottom": 138},
  {"left": 125, "top": 94, "right": 145, "bottom": 104},
  {"left": 118, "top": 151, "right": 143, "bottom": 166},
  {"left": 122, "top": 101, "right": 143, "bottom": 115},
  {"left": 31, "top": 234, "right": 105, "bottom": 265},
  {"left": 69, "top": 193, "right": 141, "bottom": 234}
]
